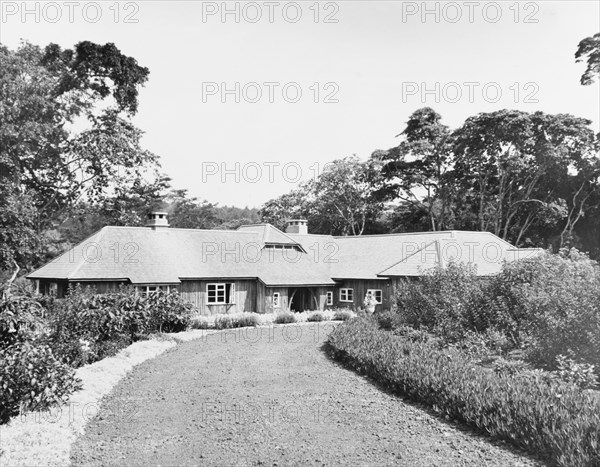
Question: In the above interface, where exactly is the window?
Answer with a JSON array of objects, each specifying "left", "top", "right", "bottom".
[
  {"left": 339, "top": 288, "right": 353, "bottom": 303},
  {"left": 135, "top": 285, "right": 175, "bottom": 296},
  {"left": 326, "top": 291, "right": 333, "bottom": 306},
  {"left": 207, "top": 283, "right": 235, "bottom": 304},
  {"left": 272, "top": 292, "right": 281, "bottom": 308},
  {"left": 366, "top": 289, "right": 383, "bottom": 304},
  {"left": 49, "top": 282, "right": 58, "bottom": 296}
]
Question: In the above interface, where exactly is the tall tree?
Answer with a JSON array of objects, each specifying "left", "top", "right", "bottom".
[
  {"left": 374, "top": 108, "right": 454, "bottom": 231},
  {"left": 575, "top": 32, "right": 600, "bottom": 85},
  {"left": 259, "top": 183, "right": 313, "bottom": 231},
  {"left": 312, "top": 156, "right": 384, "bottom": 236},
  {"left": 452, "top": 110, "right": 599, "bottom": 246},
  {"left": 0, "top": 41, "right": 157, "bottom": 275}
]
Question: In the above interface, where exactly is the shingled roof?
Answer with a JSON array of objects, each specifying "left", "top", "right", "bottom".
[
  {"left": 27, "top": 226, "right": 334, "bottom": 286},
  {"left": 27, "top": 224, "right": 541, "bottom": 285}
]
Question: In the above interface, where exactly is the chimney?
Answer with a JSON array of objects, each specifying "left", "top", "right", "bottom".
[
  {"left": 145, "top": 211, "right": 169, "bottom": 230},
  {"left": 286, "top": 219, "right": 308, "bottom": 235}
]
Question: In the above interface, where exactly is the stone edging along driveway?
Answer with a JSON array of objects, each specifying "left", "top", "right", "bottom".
[{"left": 68, "top": 323, "right": 540, "bottom": 467}]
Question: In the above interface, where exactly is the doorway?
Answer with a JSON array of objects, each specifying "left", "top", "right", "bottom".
[{"left": 288, "top": 287, "right": 319, "bottom": 312}]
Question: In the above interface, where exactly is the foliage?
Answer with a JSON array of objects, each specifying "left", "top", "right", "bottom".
[
  {"left": 375, "top": 107, "right": 454, "bottom": 231},
  {"left": 332, "top": 310, "right": 353, "bottom": 321},
  {"left": 0, "top": 343, "right": 82, "bottom": 424},
  {"left": 0, "top": 288, "right": 45, "bottom": 349},
  {"left": 554, "top": 355, "right": 599, "bottom": 390},
  {"left": 43, "top": 287, "right": 193, "bottom": 367},
  {"left": 274, "top": 312, "right": 297, "bottom": 324},
  {"left": 260, "top": 157, "right": 386, "bottom": 236},
  {"left": 575, "top": 32, "right": 600, "bottom": 85},
  {"left": 190, "top": 316, "right": 212, "bottom": 330},
  {"left": 492, "top": 358, "right": 532, "bottom": 377},
  {"left": 489, "top": 249, "right": 600, "bottom": 369},
  {"left": 393, "top": 263, "right": 488, "bottom": 342},
  {"left": 327, "top": 319, "right": 600, "bottom": 467},
  {"left": 214, "top": 313, "right": 259, "bottom": 329},
  {"left": 0, "top": 40, "right": 159, "bottom": 274},
  {"left": 307, "top": 312, "right": 325, "bottom": 322},
  {"left": 390, "top": 250, "right": 600, "bottom": 376}
]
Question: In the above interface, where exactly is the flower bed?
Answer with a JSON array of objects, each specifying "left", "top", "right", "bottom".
[
  {"left": 326, "top": 318, "right": 600, "bottom": 467},
  {"left": 190, "top": 308, "right": 356, "bottom": 329}
]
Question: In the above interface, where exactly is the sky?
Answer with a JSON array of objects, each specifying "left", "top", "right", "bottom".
[{"left": 1, "top": 0, "right": 599, "bottom": 208}]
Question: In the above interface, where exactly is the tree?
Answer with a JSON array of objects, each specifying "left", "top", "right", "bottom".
[
  {"left": 259, "top": 183, "right": 313, "bottom": 231},
  {"left": 374, "top": 108, "right": 454, "bottom": 231},
  {"left": 165, "top": 189, "right": 220, "bottom": 229},
  {"left": 259, "top": 157, "right": 384, "bottom": 236},
  {"left": 0, "top": 41, "right": 157, "bottom": 275},
  {"left": 575, "top": 32, "right": 600, "bottom": 85},
  {"left": 312, "top": 156, "right": 384, "bottom": 236},
  {"left": 452, "top": 110, "right": 599, "bottom": 246}
]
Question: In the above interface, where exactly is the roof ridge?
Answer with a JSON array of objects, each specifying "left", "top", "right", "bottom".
[
  {"left": 334, "top": 231, "right": 454, "bottom": 239},
  {"left": 104, "top": 226, "right": 259, "bottom": 234}
]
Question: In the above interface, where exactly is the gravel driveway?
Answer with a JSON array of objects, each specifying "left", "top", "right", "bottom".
[{"left": 71, "top": 323, "right": 541, "bottom": 466}]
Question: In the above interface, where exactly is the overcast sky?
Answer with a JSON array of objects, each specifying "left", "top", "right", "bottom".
[{"left": 2, "top": 1, "right": 599, "bottom": 207}]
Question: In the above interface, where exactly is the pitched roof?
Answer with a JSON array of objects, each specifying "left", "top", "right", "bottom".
[
  {"left": 27, "top": 224, "right": 540, "bottom": 285},
  {"left": 27, "top": 226, "right": 334, "bottom": 286},
  {"left": 289, "top": 230, "right": 535, "bottom": 278}
]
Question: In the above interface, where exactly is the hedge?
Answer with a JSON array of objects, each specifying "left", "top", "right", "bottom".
[{"left": 327, "top": 319, "right": 600, "bottom": 467}]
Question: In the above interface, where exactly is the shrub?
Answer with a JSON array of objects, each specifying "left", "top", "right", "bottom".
[
  {"left": 327, "top": 319, "right": 600, "bottom": 467},
  {"left": 390, "top": 324, "right": 434, "bottom": 344},
  {"left": 274, "top": 312, "right": 297, "bottom": 324},
  {"left": 234, "top": 313, "right": 260, "bottom": 328},
  {"left": 307, "top": 312, "right": 325, "bottom": 322},
  {"left": 332, "top": 310, "right": 353, "bottom": 321},
  {"left": 0, "top": 343, "right": 82, "bottom": 424},
  {"left": 145, "top": 292, "right": 194, "bottom": 333},
  {"left": 553, "top": 355, "right": 598, "bottom": 390},
  {"left": 214, "top": 315, "right": 234, "bottom": 329},
  {"left": 492, "top": 358, "right": 532, "bottom": 377},
  {"left": 375, "top": 310, "right": 402, "bottom": 330},
  {"left": 43, "top": 287, "right": 195, "bottom": 366},
  {"left": 490, "top": 249, "right": 600, "bottom": 370},
  {"left": 214, "top": 313, "right": 259, "bottom": 329},
  {"left": 393, "top": 262, "right": 489, "bottom": 342},
  {"left": 0, "top": 290, "right": 45, "bottom": 349},
  {"left": 392, "top": 250, "right": 600, "bottom": 373},
  {"left": 190, "top": 316, "right": 211, "bottom": 329}
]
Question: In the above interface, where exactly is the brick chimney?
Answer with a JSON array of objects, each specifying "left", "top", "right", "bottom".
[
  {"left": 145, "top": 211, "right": 169, "bottom": 229},
  {"left": 285, "top": 219, "right": 308, "bottom": 235}
]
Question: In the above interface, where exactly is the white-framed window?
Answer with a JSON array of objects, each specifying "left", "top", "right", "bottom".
[
  {"left": 339, "top": 288, "right": 354, "bottom": 303},
  {"left": 272, "top": 292, "right": 281, "bottom": 308},
  {"left": 206, "top": 283, "right": 235, "bottom": 304},
  {"left": 326, "top": 291, "right": 333, "bottom": 306},
  {"left": 135, "top": 285, "right": 175, "bottom": 296},
  {"left": 366, "top": 289, "right": 383, "bottom": 304}
]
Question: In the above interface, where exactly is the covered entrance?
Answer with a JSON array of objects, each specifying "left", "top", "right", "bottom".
[{"left": 288, "top": 287, "right": 319, "bottom": 312}]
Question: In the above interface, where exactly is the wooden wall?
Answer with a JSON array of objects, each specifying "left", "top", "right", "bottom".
[
  {"left": 334, "top": 279, "right": 392, "bottom": 312},
  {"left": 180, "top": 279, "right": 257, "bottom": 316}
]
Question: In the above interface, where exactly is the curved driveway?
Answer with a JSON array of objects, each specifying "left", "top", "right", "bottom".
[{"left": 71, "top": 324, "right": 539, "bottom": 466}]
